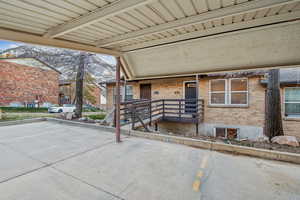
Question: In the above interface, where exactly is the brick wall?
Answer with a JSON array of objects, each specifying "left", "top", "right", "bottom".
[
  {"left": 0, "top": 61, "right": 59, "bottom": 106},
  {"left": 106, "top": 76, "right": 300, "bottom": 139},
  {"left": 106, "top": 84, "right": 115, "bottom": 111},
  {"left": 89, "top": 85, "right": 101, "bottom": 107},
  {"left": 201, "top": 78, "right": 265, "bottom": 127}
]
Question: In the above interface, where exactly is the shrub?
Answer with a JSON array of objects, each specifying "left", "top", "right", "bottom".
[
  {"left": 83, "top": 107, "right": 103, "bottom": 112},
  {"left": 87, "top": 114, "right": 106, "bottom": 120}
]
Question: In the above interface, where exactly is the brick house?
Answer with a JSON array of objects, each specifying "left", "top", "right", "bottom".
[
  {"left": 0, "top": 58, "right": 61, "bottom": 107},
  {"left": 103, "top": 68, "right": 300, "bottom": 141},
  {"left": 59, "top": 80, "right": 103, "bottom": 108}
]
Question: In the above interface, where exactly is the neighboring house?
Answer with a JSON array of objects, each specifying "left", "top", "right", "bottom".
[
  {"left": 59, "top": 80, "right": 103, "bottom": 108},
  {"left": 102, "top": 68, "right": 300, "bottom": 141},
  {"left": 59, "top": 80, "right": 74, "bottom": 105},
  {"left": 0, "top": 57, "right": 61, "bottom": 107}
]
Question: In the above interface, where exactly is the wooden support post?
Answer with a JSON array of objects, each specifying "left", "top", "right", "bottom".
[
  {"left": 75, "top": 52, "right": 86, "bottom": 118},
  {"left": 196, "top": 74, "right": 199, "bottom": 115},
  {"left": 196, "top": 74, "right": 199, "bottom": 100},
  {"left": 265, "top": 69, "right": 284, "bottom": 141},
  {"left": 115, "top": 57, "right": 121, "bottom": 143}
]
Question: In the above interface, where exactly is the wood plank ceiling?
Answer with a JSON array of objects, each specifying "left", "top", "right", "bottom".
[
  {"left": 0, "top": 0, "right": 299, "bottom": 79},
  {"left": 0, "top": 0, "right": 299, "bottom": 53}
]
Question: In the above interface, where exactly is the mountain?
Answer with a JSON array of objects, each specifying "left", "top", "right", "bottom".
[{"left": 0, "top": 45, "right": 116, "bottom": 81}]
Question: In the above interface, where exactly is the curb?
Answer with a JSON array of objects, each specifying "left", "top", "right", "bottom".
[
  {"left": 45, "top": 118, "right": 117, "bottom": 133},
  {"left": 1, "top": 118, "right": 299, "bottom": 164},
  {"left": 0, "top": 118, "right": 46, "bottom": 127},
  {"left": 127, "top": 129, "right": 300, "bottom": 164}
]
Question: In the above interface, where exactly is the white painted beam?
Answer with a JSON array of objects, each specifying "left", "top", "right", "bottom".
[
  {"left": 122, "top": 21, "right": 300, "bottom": 80},
  {"left": 44, "top": 0, "right": 154, "bottom": 38},
  {"left": 0, "top": 28, "right": 121, "bottom": 56},
  {"left": 97, "top": 0, "right": 299, "bottom": 47},
  {"left": 120, "top": 11, "right": 300, "bottom": 51},
  {"left": 120, "top": 56, "right": 134, "bottom": 79}
]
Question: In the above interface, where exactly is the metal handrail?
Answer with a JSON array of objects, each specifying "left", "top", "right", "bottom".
[{"left": 119, "top": 98, "right": 204, "bottom": 128}]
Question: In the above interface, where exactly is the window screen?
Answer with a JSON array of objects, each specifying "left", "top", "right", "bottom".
[
  {"left": 285, "top": 87, "right": 300, "bottom": 117},
  {"left": 210, "top": 78, "right": 248, "bottom": 105},
  {"left": 210, "top": 80, "right": 226, "bottom": 104}
]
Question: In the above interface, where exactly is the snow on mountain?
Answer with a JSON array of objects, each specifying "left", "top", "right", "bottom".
[{"left": 0, "top": 45, "right": 116, "bottom": 82}]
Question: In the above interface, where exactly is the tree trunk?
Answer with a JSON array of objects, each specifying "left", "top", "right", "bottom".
[
  {"left": 74, "top": 53, "right": 86, "bottom": 118},
  {"left": 265, "top": 69, "right": 284, "bottom": 141}
]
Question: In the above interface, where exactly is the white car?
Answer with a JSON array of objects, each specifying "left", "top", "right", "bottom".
[{"left": 48, "top": 104, "right": 76, "bottom": 113}]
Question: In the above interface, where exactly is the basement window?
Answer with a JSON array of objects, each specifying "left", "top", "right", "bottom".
[
  {"left": 215, "top": 127, "right": 238, "bottom": 140},
  {"left": 215, "top": 127, "right": 226, "bottom": 138}
]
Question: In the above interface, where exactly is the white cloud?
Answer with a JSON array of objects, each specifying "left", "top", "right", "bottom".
[{"left": 8, "top": 44, "right": 21, "bottom": 48}]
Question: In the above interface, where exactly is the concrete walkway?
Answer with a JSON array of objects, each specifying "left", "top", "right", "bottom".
[{"left": 0, "top": 122, "right": 299, "bottom": 200}]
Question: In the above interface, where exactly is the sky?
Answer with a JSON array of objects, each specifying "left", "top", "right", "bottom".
[
  {"left": 0, "top": 40, "right": 116, "bottom": 65},
  {"left": 0, "top": 40, "right": 23, "bottom": 51}
]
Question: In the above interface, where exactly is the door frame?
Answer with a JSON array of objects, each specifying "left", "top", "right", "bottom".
[
  {"left": 183, "top": 80, "right": 198, "bottom": 99},
  {"left": 139, "top": 83, "right": 152, "bottom": 100}
]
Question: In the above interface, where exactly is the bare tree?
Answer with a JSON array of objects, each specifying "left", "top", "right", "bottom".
[
  {"left": 265, "top": 69, "right": 284, "bottom": 141},
  {"left": 74, "top": 52, "right": 86, "bottom": 118}
]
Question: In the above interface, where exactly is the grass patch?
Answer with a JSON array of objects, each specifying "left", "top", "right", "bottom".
[
  {"left": 1, "top": 115, "right": 40, "bottom": 121},
  {"left": 0, "top": 115, "right": 25, "bottom": 121},
  {"left": 87, "top": 114, "right": 106, "bottom": 120},
  {"left": 0, "top": 107, "right": 48, "bottom": 113},
  {"left": 0, "top": 113, "right": 53, "bottom": 122}
]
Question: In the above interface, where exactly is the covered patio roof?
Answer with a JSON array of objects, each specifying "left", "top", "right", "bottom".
[{"left": 0, "top": 0, "right": 299, "bottom": 80}]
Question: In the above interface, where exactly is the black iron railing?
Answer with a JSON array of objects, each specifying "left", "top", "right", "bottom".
[{"left": 118, "top": 98, "right": 204, "bottom": 130}]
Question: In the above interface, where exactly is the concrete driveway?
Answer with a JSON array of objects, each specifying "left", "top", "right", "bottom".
[{"left": 0, "top": 122, "right": 299, "bottom": 200}]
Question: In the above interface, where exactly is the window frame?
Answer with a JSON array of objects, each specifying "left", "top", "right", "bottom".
[
  {"left": 214, "top": 127, "right": 239, "bottom": 140},
  {"left": 209, "top": 79, "right": 227, "bottom": 106},
  {"left": 209, "top": 78, "right": 248, "bottom": 106},
  {"left": 284, "top": 87, "right": 300, "bottom": 118},
  {"left": 229, "top": 78, "right": 249, "bottom": 106},
  {"left": 125, "top": 85, "right": 134, "bottom": 101}
]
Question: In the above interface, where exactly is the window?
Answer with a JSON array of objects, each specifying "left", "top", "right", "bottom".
[
  {"left": 125, "top": 85, "right": 133, "bottom": 101},
  {"left": 113, "top": 86, "right": 123, "bottom": 104},
  {"left": 210, "top": 79, "right": 226, "bottom": 104},
  {"left": 215, "top": 127, "right": 226, "bottom": 138},
  {"left": 209, "top": 78, "right": 248, "bottom": 106},
  {"left": 215, "top": 127, "right": 238, "bottom": 139},
  {"left": 284, "top": 87, "right": 300, "bottom": 117}
]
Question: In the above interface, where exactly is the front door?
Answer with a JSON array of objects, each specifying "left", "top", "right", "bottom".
[
  {"left": 140, "top": 84, "right": 151, "bottom": 100},
  {"left": 185, "top": 82, "right": 197, "bottom": 113}
]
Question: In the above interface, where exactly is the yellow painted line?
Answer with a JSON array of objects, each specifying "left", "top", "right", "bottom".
[
  {"left": 197, "top": 171, "right": 203, "bottom": 178},
  {"left": 200, "top": 155, "right": 208, "bottom": 169},
  {"left": 193, "top": 180, "right": 201, "bottom": 192}
]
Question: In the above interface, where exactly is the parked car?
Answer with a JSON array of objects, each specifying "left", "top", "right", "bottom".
[{"left": 48, "top": 104, "right": 76, "bottom": 113}]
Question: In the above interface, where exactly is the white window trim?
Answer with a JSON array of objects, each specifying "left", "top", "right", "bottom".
[
  {"left": 209, "top": 78, "right": 248, "bottom": 106},
  {"left": 284, "top": 87, "right": 300, "bottom": 118},
  {"left": 209, "top": 79, "right": 227, "bottom": 106},
  {"left": 229, "top": 78, "right": 249, "bottom": 106},
  {"left": 214, "top": 127, "right": 240, "bottom": 140},
  {"left": 125, "top": 85, "right": 134, "bottom": 100}
]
